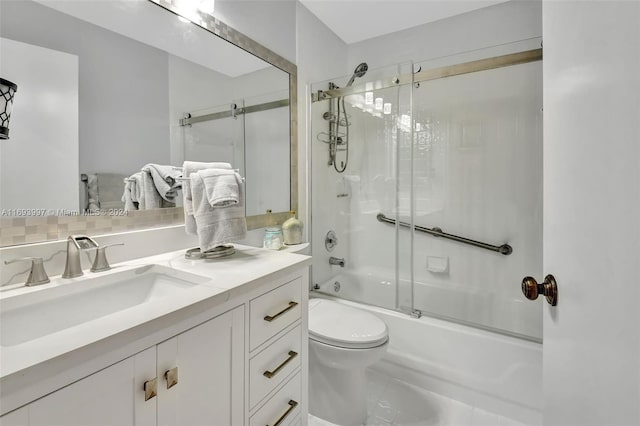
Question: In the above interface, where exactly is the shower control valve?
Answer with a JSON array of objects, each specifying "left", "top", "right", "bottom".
[{"left": 325, "top": 230, "right": 338, "bottom": 252}]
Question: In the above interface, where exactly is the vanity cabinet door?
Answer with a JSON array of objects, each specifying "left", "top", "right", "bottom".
[
  {"left": 156, "top": 306, "right": 244, "bottom": 426},
  {"left": 25, "top": 347, "right": 156, "bottom": 426}
]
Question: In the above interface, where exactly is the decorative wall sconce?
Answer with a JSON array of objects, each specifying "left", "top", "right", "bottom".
[{"left": 0, "top": 78, "right": 18, "bottom": 140}]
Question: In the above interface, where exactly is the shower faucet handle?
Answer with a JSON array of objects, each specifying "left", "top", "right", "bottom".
[
  {"left": 91, "top": 243, "right": 124, "bottom": 272},
  {"left": 325, "top": 231, "right": 338, "bottom": 251}
]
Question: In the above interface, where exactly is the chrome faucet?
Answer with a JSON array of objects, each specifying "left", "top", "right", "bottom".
[
  {"left": 62, "top": 235, "right": 99, "bottom": 278},
  {"left": 329, "top": 256, "right": 345, "bottom": 267}
]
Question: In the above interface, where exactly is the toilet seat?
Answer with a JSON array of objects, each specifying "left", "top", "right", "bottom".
[{"left": 309, "top": 299, "right": 389, "bottom": 349}]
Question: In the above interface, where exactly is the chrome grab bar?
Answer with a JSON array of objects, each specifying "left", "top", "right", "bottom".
[{"left": 376, "top": 213, "right": 513, "bottom": 255}]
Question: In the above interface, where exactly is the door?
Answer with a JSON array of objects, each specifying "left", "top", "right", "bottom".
[
  {"left": 543, "top": 1, "right": 640, "bottom": 425},
  {"left": 25, "top": 348, "right": 156, "bottom": 426},
  {"left": 157, "top": 306, "right": 245, "bottom": 426}
]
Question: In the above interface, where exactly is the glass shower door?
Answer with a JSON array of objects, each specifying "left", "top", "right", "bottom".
[
  {"left": 309, "top": 64, "right": 410, "bottom": 312},
  {"left": 409, "top": 43, "right": 543, "bottom": 340}
]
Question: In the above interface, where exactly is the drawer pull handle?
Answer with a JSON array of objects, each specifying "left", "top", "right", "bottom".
[
  {"left": 164, "top": 367, "right": 178, "bottom": 389},
  {"left": 264, "top": 301, "right": 298, "bottom": 322},
  {"left": 143, "top": 378, "right": 157, "bottom": 401},
  {"left": 263, "top": 351, "right": 298, "bottom": 379},
  {"left": 268, "top": 399, "right": 298, "bottom": 426}
]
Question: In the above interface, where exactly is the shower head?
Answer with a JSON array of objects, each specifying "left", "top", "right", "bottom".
[{"left": 345, "top": 62, "right": 368, "bottom": 87}]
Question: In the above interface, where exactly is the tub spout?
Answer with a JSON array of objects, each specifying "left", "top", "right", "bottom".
[{"left": 329, "top": 256, "right": 345, "bottom": 267}]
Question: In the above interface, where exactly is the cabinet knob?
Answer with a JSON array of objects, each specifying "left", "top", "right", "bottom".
[
  {"left": 143, "top": 378, "right": 157, "bottom": 401},
  {"left": 164, "top": 367, "right": 178, "bottom": 389},
  {"left": 522, "top": 274, "right": 558, "bottom": 306}
]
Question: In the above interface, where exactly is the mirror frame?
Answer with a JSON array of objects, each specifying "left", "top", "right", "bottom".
[{"left": 0, "top": 0, "right": 297, "bottom": 247}]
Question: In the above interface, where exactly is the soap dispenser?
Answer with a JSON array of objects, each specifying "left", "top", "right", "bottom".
[{"left": 282, "top": 210, "right": 303, "bottom": 245}]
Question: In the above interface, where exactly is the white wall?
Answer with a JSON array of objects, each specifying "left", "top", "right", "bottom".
[
  {"left": 542, "top": 1, "right": 640, "bottom": 425},
  {"left": 347, "top": 0, "right": 541, "bottom": 69},
  {"left": 296, "top": 3, "right": 349, "bottom": 280},
  {"left": 0, "top": 38, "right": 79, "bottom": 212}
]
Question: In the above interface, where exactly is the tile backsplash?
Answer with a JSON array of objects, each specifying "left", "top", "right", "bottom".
[{"left": 0, "top": 208, "right": 184, "bottom": 247}]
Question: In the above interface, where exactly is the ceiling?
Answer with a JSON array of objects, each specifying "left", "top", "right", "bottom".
[
  {"left": 33, "top": 0, "right": 271, "bottom": 77},
  {"left": 300, "top": 0, "right": 510, "bottom": 44}
]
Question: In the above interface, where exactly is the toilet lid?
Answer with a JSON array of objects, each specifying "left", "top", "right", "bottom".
[{"left": 309, "top": 299, "right": 389, "bottom": 349}]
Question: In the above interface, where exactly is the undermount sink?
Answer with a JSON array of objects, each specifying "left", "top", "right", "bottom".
[{"left": 0, "top": 264, "right": 210, "bottom": 347}]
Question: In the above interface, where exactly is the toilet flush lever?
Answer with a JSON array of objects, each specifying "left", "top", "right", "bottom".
[{"left": 521, "top": 275, "right": 558, "bottom": 306}]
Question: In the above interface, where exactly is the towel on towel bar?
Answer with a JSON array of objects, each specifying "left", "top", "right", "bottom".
[
  {"left": 142, "top": 164, "right": 182, "bottom": 202},
  {"left": 122, "top": 177, "right": 137, "bottom": 211},
  {"left": 141, "top": 169, "right": 162, "bottom": 210},
  {"left": 182, "top": 161, "right": 232, "bottom": 234},
  {"left": 199, "top": 168, "right": 240, "bottom": 207},
  {"left": 190, "top": 170, "right": 246, "bottom": 252}
]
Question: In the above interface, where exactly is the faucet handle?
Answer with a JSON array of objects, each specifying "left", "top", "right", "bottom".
[
  {"left": 91, "top": 243, "right": 124, "bottom": 272},
  {"left": 4, "top": 257, "right": 50, "bottom": 286}
]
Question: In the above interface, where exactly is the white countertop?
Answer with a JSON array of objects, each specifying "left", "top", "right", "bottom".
[{"left": 0, "top": 245, "right": 311, "bottom": 390}]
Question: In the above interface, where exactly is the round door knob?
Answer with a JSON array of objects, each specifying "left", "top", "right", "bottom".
[{"left": 521, "top": 275, "right": 558, "bottom": 306}]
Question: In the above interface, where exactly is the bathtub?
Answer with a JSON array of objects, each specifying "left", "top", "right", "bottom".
[{"left": 312, "top": 272, "right": 542, "bottom": 425}]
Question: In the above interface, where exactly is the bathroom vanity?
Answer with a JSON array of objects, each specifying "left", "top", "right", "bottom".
[{"left": 0, "top": 246, "right": 310, "bottom": 426}]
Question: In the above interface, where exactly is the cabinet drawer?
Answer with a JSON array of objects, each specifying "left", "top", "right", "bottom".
[
  {"left": 250, "top": 373, "right": 301, "bottom": 426},
  {"left": 250, "top": 277, "right": 302, "bottom": 350},
  {"left": 250, "top": 325, "right": 302, "bottom": 408}
]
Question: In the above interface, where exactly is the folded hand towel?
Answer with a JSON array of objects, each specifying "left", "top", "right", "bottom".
[
  {"left": 198, "top": 168, "right": 240, "bottom": 207},
  {"left": 190, "top": 171, "right": 246, "bottom": 251},
  {"left": 182, "top": 161, "right": 232, "bottom": 235},
  {"left": 142, "top": 164, "right": 182, "bottom": 202}
]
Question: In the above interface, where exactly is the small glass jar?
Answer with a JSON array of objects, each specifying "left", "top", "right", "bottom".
[{"left": 263, "top": 228, "right": 283, "bottom": 250}]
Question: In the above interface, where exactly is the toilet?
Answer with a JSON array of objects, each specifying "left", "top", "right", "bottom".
[{"left": 308, "top": 298, "right": 389, "bottom": 426}]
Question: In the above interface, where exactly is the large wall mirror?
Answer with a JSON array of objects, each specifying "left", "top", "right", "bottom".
[{"left": 0, "top": 0, "right": 297, "bottom": 247}]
